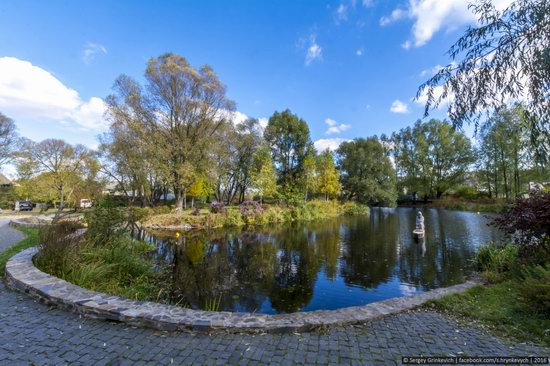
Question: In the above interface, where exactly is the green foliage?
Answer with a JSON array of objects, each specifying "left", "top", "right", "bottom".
[
  {"left": 337, "top": 137, "right": 397, "bottom": 206},
  {"left": 34, "top": 213, "right": 163, "bottom": 302},
  {"left": 455, "top": 186, "right": 483, "bottom": 200},
  {"left": 390, "top": 119, "right": 474, "bottom": 198},
  {"left": 143, "top": 200, "right": 369, "bottom": 229},
  {"left": 418, "top": 0, "right": 550, "bottom": 161},
  {"left": 519, "top": 265, "right": 550, "bottom": 316},
  {"left": 0, "top": 187, "right": 17, "bottom": 210},
  {"left": 250, "top": 144, "right": 278, "bottom": 202},
  {"left": 84, "top": 205, "right": 126, "bottom": 247},
  {"left": 0, "top": 227, "right": 38, "bottom": 273},
  {"left": 316, "top": 149, "right": 340, "bottom": 200},
  {"left": 264, "top": 109, "right": 312, "bottom": 187},
  {"left": 224, "top": 207, "right": 244, "bottom": 226},
  {"left": 34, "top": 221, "right": 85, "bottom": 276},
  {"left": 474, "top": 243, "right": 518, "bottom": 275}
]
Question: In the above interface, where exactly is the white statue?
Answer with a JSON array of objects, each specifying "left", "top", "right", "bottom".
[{"left": 415, "top": 211, "right": 424, "bottom": 231}]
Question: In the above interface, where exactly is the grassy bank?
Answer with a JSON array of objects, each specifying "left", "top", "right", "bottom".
[
  {"left": 0, "top": 227, "right": 39, "bottom": 273},
  {"left": 426, "top": 241, "right": 550, "bottom": 346},
  {"left": 142, "top": 200, "right": 370, "bottom": 230},
  {"left": 427, "top": 281, "right": 550, "bottom": 346}
]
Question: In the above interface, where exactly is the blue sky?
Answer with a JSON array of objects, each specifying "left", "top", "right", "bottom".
[{"left": 0, "top": 0, "right": 512, "bottom": 166}]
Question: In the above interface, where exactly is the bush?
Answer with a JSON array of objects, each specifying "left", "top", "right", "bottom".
[
  {"left": 84, "top": 206, "right": 126, "bottom": 247},
  {"left": 191, "top": 207, "right": 201, "bottom": 216},
  {"left": 455, "top": 186, "right": 482, "bottom": 200},
  {"left": 152, "top": 205, "right": 172, "bottom": 215},
  {"left": 518, "top": 265, "right": 550, "bottom": 315},
  {"left": 474, "top": 242, "right": 518, "bottom": 282},
  {"left": 223, "top": 208, "right": 244, "bottom": 226},
  {"left": 210, "top": 201, "right": 226, "bottom": 214},
  {"left": 492, "top": 191, "right": 550, "bottom": 264},
  {"left": 239, "top": 201, "right": 263, "bottom": 224}
]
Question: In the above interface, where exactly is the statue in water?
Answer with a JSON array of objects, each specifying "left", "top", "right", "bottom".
[{"left": 415, "top": 211, "right": 425, "bottom": 232}]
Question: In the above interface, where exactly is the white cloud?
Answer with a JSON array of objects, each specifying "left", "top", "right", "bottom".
[
  {"left": 258, "top": 117, "right": 268, "bottom": 130},
  {"left": 82, "top": 42, "right": 107, "bottom": 64},
  {"left": 380, "top": 8, "right": 407, "bottom": 26},
  {"left": 303, "top": 34, "right": 323, "bottom": 66},
  {"left": 0, "top": 57, "right": 108, "bottom": 131},
  {"left": 390, "top": 100, "right": 409, "bottom": 113},
  {"left": 356, "top": 48, "right": 363, "bottom": 56},
  {"left": 336, "top": 3, "right": 348, "bottom": 22},
  {"left": 324, "top": 118, "right": 351, "bottom": 135},
  {"left": 381, "top": 0, "right": 514, "bottom": 47},
  {"left": 314, "top": 138, "right": 350, "bottom": 152},
  {"left": 415, "top": 84, "right": 455, "bottom": 110},
  {"left": 362, "top": 0, "right": 375, "bottom": 7}
]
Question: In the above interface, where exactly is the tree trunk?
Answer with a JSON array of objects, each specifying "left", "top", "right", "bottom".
[{"left": 175, "top": 188, "right": 184, "bottom": 212}]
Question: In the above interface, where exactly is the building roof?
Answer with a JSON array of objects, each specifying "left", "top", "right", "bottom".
[{"left": 0, "top": 173, "right": 13, "bottom": 186}]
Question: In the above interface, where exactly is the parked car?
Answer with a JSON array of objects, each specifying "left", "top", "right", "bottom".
[
  {"left": 79, "top": 199, "right": 92, "bottom": 208},
  {"left": 15, "top": 200, "right": 33, "bottom": 211}
]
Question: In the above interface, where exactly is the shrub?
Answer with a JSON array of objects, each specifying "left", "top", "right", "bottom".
[
  {"left": 210, "top": 201, "right": 226, "bottom": 214},
  {"left": 519, "top": 265, "right": 550, "bottom": 315},
  {"left": 341, "top": 201, "right": 370, "bottom": 216},
  {"left": 224, "top": 208, "right": 244, "bottom": 226},
  {"left": 455, "top": 187, "right": 482, "bottom": 200},
  {"left": 152, "top": 205, "right": 172, "bottom": 215},
  {"left": 492, "top": 191, "right": 550, "bottom": 263},
  {"left": 239, "top": 200, "right": 263, "bottom": 224},
  {"left": 84, "top": 206, "right": 126, "bottom": 247},
  {"left": 191, "top": 207, "right": 201, "bottom": 216}
]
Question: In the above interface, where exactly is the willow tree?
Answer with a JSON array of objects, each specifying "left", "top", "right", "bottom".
[
  {"left": 418, "top": 0, "right": 550, "bottom": 163},
  {"left": 106, "top": 53, "right": 235, "bottom": 211}
]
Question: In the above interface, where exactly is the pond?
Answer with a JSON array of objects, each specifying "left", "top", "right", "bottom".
[{"left": 136, "top": 208, "right": 503, "bottom": 314}]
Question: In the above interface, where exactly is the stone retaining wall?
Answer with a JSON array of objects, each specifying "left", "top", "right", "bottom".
[
  {"left": 9, "top": 219, "right": 49, "bottom": 228},
  {"left": 6, "top": 247, "right": 480, "bottom": 333}
]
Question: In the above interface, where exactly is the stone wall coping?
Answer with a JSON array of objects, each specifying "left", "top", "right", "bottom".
[
  {"left": 9, "top": 218, "right": 50, "bottom": 228},
  {"left": 6, "top": 247, "right": 480, "bottom": 333}
]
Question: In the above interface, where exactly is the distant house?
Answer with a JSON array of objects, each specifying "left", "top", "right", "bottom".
[{"left": 0, "top": 173, "right": 13, "bottom": 188}]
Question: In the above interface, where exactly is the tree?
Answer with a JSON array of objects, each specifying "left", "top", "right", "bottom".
[
  {"left": 316, "top": 149, "right": 340, "bottom": 201},
  {"left": 0, "top": 112, "right": 17, "bottom": 168},
  {"left": 337, "top": 138, "right": 397, "bottom": 206},
  {"left": 301, "top": 149, "right": 317, "bottom": 201},
  {"left": 188, "top": 176, "right": 212, "bottom": 208},
  {"left": 16, "top": 139, "right": 93, "bottom": 214},
  {"left": 251, "top": 144, "right": 277, "bottom": 204},
  {"left": 391, "top": 120, "right": 475, "bottom": 198},
  {"left": 478, "top": 105, "right": 529, "bottom": 200},
  {"left": 264, "top": 110, "right": 312, "bottom": 188},
  {"left": 418, "top": 0, "right": 550, "bottom": 162},
  {"left": 105, "top": 53, "right": 235, "bottom": 211}
]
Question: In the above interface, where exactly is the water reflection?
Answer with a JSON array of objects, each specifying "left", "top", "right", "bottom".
[{"left": 137, "top": 208, "right": 502, "bottom": 314}]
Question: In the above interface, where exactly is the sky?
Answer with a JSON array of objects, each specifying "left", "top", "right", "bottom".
[{"left": 0, "top": 0, "right": 514, "bottom": 176}]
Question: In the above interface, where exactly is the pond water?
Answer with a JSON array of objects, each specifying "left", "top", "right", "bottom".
[{"left": 137, "top": 208, "right": 502, "bottom": 314}]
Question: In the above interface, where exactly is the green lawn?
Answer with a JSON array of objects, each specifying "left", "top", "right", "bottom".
[
  {"left": 427, "top": 281, "right": 550, "bottom": 346},
  {"left": 0, "top": 227, "right": 39, "bottom": 273}
]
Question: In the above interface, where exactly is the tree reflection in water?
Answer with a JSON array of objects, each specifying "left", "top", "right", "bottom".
[{"left": 137, "top": 208, "right": 502, "bottom": 314}]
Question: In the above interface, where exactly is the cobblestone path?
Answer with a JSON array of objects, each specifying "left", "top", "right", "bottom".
[{"left": 0, "top": 220, "right": 548, "bottom": 365}]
